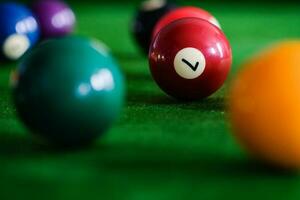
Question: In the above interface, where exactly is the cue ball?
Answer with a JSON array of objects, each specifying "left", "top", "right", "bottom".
[
  {"left": 149, "top": 18, "right": 232, "bottom": 100},
  {"left": 229, "top": 41, "right": 300, "bottom": 169},
  {"left": 31, "top": 0, "right": 76, "bottom": 39},
  {"left": 152, "top": 6, "right": 221, "bottom": 38},
  {"left": 0, "top": 2, "right": 40, "bottom": 61},
  {"left": 12, "top": 36, "right": 125, "bottom": 146},
  {"left": 131, "top": 0, "right": 176, "bottom": 55}
]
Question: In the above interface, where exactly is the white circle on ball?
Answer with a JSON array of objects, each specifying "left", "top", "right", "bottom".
[
  {"left": 2, "top": 34, "right": 30, "bottom": 60},
  {"left": 174, "top": 47, "right": 206, "bottom": 79}
]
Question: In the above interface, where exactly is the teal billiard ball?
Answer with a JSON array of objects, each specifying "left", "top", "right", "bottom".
[{"left": 12, "top": 36, "right": 125, "bottom": 146}]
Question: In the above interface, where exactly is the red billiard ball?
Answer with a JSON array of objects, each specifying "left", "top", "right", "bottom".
[
  {"left": 152, "top": 6, "right": 221, "bottom": 39},
  {"left": 149, "top": 18, "right": 232, "bottom": 100}
]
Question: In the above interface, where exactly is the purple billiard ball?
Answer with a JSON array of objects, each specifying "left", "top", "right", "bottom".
[{"left": 31, "top": 0, "right": 75, "bottom": 38}]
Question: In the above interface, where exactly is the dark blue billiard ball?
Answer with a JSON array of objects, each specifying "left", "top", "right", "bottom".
[
  {"left": 132, "top": 0, "right": 177, "bottom": 55},
  {"left": 0, "top": 2, "right": 40, "bottom": 61}
]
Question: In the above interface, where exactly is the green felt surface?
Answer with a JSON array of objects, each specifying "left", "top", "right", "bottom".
[{"left": 1, "top": 2, "right": 300, "bottom": 200}]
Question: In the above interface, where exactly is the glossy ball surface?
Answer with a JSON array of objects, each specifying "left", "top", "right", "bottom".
[
  {"left": 31, "top": 0, "right": 76, "bottom": 39},
  {"left": 0, "top": 2, "right": 40, "bottom": 60},
  {"left": 132, "top": 0, "right": 176, "bottom": 55},
  {"left": 153, "top": 6, "right": 221, "bottom": 38},
  {"left": 12, "top": 37, "right": 125, "bottom": 145},
  {"left": 229, "top": 41, "right": 300, "bottom": 169},
  {"left": 149, "top": 18, "right": 231, "bottom": 100}
]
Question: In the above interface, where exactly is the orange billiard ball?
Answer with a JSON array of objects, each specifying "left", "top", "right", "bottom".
[{"left": 228, "top": 41, "right": 300, "bottom": 169}]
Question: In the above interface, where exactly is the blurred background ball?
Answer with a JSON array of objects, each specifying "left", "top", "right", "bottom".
[
  {"left": 152, "top": 6, "right": 221, "bottom": 39},
  {"left": 0, "top": 2, "right": 40, "bottom": 61},
  {"left": 31, "top": 0, "right": 76, "bottom": 39},
  {"left": 131, "top": 0, "right": 177, "bottom": 55}
]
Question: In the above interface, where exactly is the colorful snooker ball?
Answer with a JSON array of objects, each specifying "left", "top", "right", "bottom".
[
  {"left": 228, "top": 41, "right": 300, "bottom": 169},
  {"left": 0, "top": 2, "right": 40, "bottom": 61},
  {"left": 12, "top": 36, "right": 125, "bottom": 146},
  {"left": 31, "top": 0, "right": 76, "bottom": 39},
  {"left": 149, "top": 18, "right": 232, "bottom": 100},
  {"left": 131, "top": 0, "right": 176, "bottom": 55},
  {"left": 152, "top": 6, "right": 221, "bottom": 39}
]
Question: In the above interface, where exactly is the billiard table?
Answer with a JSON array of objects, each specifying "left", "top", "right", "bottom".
[{"left": 1, "top": 1, "right": 300, "bottom": 199}]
